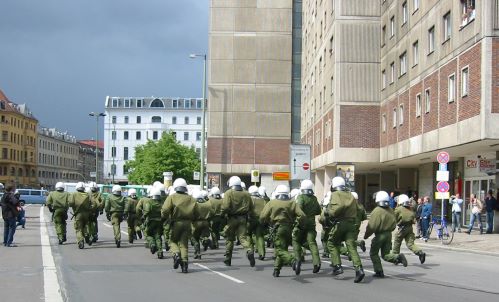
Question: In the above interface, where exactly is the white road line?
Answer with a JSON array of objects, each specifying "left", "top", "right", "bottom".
[
  {"left": 193, "top": 263, "right": 245, "bottom": 284},
  {"left": 39, "top": 206, "right": 63, "bottom": 302},
  {"left": 103, "top": 222, "right": 129, "bottom": 236},
  {"left": 320, "top": 260, "right": 390, "bottom": 276}
]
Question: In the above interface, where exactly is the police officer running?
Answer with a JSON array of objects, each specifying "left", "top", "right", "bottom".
[
  {"left": 247, "top": 185, "right": 267, "bottom": 261},
  {"left": 208, "top": 187, "right": 224, "bottom": 249},
  {"left": 46, "top": 182, "right": 70, "bottom": 245},
  {"left": 69, "top": 182, "right": 93, "bottom": 249},
  {"left": 191, "top": 190, "right": 213, "bottom": 259},
  {"left": 144, "top": 187, "right": 164, "bottom": 259},
  {"left": 125, "top": 188, "right": 141, "bottom": 243},
  {"left": 105, "top": 185, "right": 127, "bottom": 248}
]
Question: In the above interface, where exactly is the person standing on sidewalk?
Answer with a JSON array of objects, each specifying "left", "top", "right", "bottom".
[
  {"left": 466, "top": 194, "right": 483, "bottom": 235},
  {"left": 449, "top": 193, "right": 464, "bottom": 232},
  {"left": 415, "top": 198, "right": 423, "bottom": 238},
  {"left": 484, "top": 190, "right": 497, "bottom": 234},
  {"left": 1, "top": 184, "right": 20, "bottom": 247},
  {"left": 421, "top": 196, "right": 432, "bottom": 242}
]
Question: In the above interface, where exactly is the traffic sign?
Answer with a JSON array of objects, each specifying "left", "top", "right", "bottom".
[
  {"left": 436, "top": 170, "right": 449, "bottom": 181},
  {"left": 290, "top": 144, "right": 311, "bottom": 180},
  {"left": 273, "top": 171, "right": 290, "bottom": 181},
  {"left": 303, "top": 163, "right": 310, "bottom": 170},
  {"left": 250, "top": 170, "right": 260, "bottom": 183},
  {"left": 437, "top": 151, "right": 450, "bottom": 164},
  {"left": 435, "top": 192, "right": 450, "bottom": 200},
  {"left": 439, "top": 163, "right": 447, "bottom": 171},
  {"left": 193, "top": 171, "right": 200, "bottom": 181},
  {"left": 90, "top": 172, "right": 97, "bottom": 178},
  {"left": 437, "top": 181, "right": 450, "bottom": 193}
]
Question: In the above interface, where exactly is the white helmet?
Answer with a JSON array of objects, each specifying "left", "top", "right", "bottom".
[
  {"left": 228, "top": 176, "right": 242, "bottom": 188},
  {"left": 88, "top": 181, "right": 98, "bottom": 192},
  {"left": 274, "top": 185, "right": 290, "bottom": 200},
  {"left": 55, "top": 182, "right": 64, "bottom": 191},
  {"left": 258, "top": 186, "right": 267, "bottom": 198},
  {"left": 331, "top": 176, "right": 346, "bottom": 191},
  {"left": 0, "top": 183, "right": 4, "bottom": 190},
  {"left": 112, "top": 185, "right": 122, "bottom": 195},
  {"left": 150, "top": 187, "right": 161, "bottom": 199},
  {"left": 192, "top": 190, "right": 204, "bottom": 200},
  {"left": 375, "top": 191, "right": 390, "bottom": 207},
  {"left": 201, "top": 190, "right": 209, "bottom": 199},
  {"left": 397, "top": 194, "right": 410, "bottom": 207},
  {"left": 300, "top": 179, "right": 314, "bottom": 195},
  {"left": 128, "top": 188, "right": 137, "bottom": 197},
  {"left": 173, "top": 178, "right": 188, "bottom": 193},
  {"left": 146, "top": 186, "right": 153, "bottom": 197},
  {"left": 290, "top": 188, "right": 301, "bottom": 199},
  {"left": 241, "top": 182, "right": 246, "bottom": 189},
  {"left": 153, "top": 181, "right": 162, "bottom": 187},
  {"left": 248, "top": 185, "right": 259, "bottom": 195},
  {"left": 76, "top": 182, "right": 85, "bottom": 191},
  {"left": 210, "top": 187, "right": 221, "bottom": 196},
  {"left": 351, "top": 192, "right": 358, "bottom": 200}
]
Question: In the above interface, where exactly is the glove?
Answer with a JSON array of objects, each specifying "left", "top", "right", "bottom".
[
  {"left": 99, "top": 210, "right": 103, "bottom": 215},
  {"left": 106, "top": 213, "right": 111, "bottom": 221},
  {"left": 123, "top": 214, "right": 128, "bottom": 220},
  {"left": 47, "top": 205, "right": 54, "bottom": 213}
]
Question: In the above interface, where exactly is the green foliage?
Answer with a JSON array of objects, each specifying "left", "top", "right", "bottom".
[{"left": 126, "top": 132, "right": 200, "bottom": 185}]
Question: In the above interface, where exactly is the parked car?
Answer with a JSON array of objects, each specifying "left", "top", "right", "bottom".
[{"left": 16, "top": 189, "right": 49, "bottom": 206}]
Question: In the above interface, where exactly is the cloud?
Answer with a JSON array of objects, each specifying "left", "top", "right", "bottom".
[{"left": 0, "top": 0, "right": 208, "bottom": 138}]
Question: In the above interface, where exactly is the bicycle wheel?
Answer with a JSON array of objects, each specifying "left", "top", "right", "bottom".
[{"left": 441, "top": 224, "right": 454, "bottom": 245}]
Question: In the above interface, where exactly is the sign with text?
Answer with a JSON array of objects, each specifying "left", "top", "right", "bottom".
[
  {"left": 251, "top": 170, "right": 260, "bottom": 183},
  {"left": 290, "top": 144, "right": 311, "bottom": 180},
  {"left": 273, "top": 171, "right": 290, "bottom": 181},
  {"left": 435, "top": 192, "right": 450, "bottom": 200},
  {"left": 436, "top": 171, "right": 449, "bottom": 182}
]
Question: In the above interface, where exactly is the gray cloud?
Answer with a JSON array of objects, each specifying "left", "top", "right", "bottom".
[{"left": 0, "top": 0, "right": 208, "bottom": 139}]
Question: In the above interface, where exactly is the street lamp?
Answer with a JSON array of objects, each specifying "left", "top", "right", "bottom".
[
  {"left": 190, "top": 53, "right": 207, "bottom": 189},
  {"left": 88, "top": 112, "right": 106, "bottom": 184}
]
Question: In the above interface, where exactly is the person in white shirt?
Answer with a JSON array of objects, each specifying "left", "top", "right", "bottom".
[{"left": 449, "top": 193, "right": 463, "bottom": 232}]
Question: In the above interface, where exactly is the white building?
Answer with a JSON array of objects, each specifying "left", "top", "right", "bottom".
[{"left": 103, "top": 96, "right": 203, "bottom": 184}]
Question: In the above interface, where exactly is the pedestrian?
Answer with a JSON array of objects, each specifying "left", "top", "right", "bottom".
[
  {"left": 161, "top": 178, "right": 198, "bottom": 273},
  {"left": 326, "top": 176, "right": 365, "bottom": 283},
  {"left": 143, "top": 187, "right": 164, "bottom": 259},
  {"left": 125, "top": 188, "right": 141, "bottom": 243},
  {"left": 1, "top": 184, "right": 20, "bottom": 247},
  {"left": 87, "top": 182, "right": 104, "bottom": 243},
  {"left": 449, "top": 193, "right": 464, "bottom": 232},
  {"left": 260, "top": 184, "right": 305, "bottom": 277},
  {"left": 208, "top": 187, "right": 224, "bottom": 249},
  {"left": 16, "top": 205, "right": 26, "bottom": 229},
  {"left": 421, "top": 196, "right": 432, "bottom": 241},
  {"left": 105, "top": 185, "right": 127, "bottom": 248},
  {"left": 392, "top": 194, "right": 426, "bottom": 264},
  {"left": 415, "top": 198, "right": 423, "bottom": 238},
  {"left": 220, "top": 176, "right": 255, "bottom": 267},
  {"left": 46, "top": 182, "right": 70, "bottom": 244},
  {"left": 484, "top": 190, "right": 497, "bottom": 234},
  {"left": 466, "top": 194, "right": 483, "bottom": 234},
  {"left": 292, "top": 180, "right": 322, "bottom": 273},
  {"left": 69, "top": 182, "right": 93, "bottom": 249},
  {"left": 364, "top": 191, "right": 408, "bottom": 278},
  {"left": 248, "top": 185, "right": 267, "bottom": 260},
  {"left": 389, "top": 192, "right": 397, "bottom": 209}
]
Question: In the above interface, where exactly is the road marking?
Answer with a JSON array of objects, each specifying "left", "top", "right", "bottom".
[
  {"left": 39, "top": 206, "right": 63, "bottom": 302},
  {"left": 320, "top": 260, "right": 392, "bottom": 277},
  {"left": 193, "top": 263, "right": 245, "bottom": 284},
  {"left": 103, "top": 222, "right": 129, "bottom": 236}
]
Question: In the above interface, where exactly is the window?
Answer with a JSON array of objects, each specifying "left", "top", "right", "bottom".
[
  {"left": 172, "top": 99, "right": 178, "bottom": 108},
  {"left": 124, "top": 131, "right": 129, "bottom": 140},
  {"left": 123, "top": 165, "right": 129, "bottom": 175},
  {"left": 402, "top": 2, "right": 408, "bottom": 25},
  {"left": 137, "top": 99, "right": 142, "bottom": 108},
  {"left": 412, "top": 41, "right": 419, "bottom": 66},
  {"left": 124, "top": 99, "right": 130, "bottom": 107},
  {"left": 151, "top": 116, "right": 162, "bottom": 123},
  {"left": 111, "top": 147, "right": 116, "bottom": 158},
  {"left": 111, "top": 164, "right": 116, "bottom": 176},
  {"left": 112, "top": 99, "right": 118, "bottom": 107},
  {"left": 136, "top": 131, "right": 141, "bottom": 140},
  {"left": 416, "top": 94, "right": 422, "bottom": 117},
  {"left": 184, "top": 132, "right": 189, "bottom": 141},
  {"left": 443, "top": 12, "right": 451, "bottom": 41},
  {"left": 460, "top": 0, "right": 476, "bottom": 29},
  {"left": 382, "top": 25, "right": 386, "bottom": 46},
  {"left": 448, "top": 74, "right": 456, "bottom": 103},
  {"left": 390, "top": 16, "right": 395, "bottom": 37},
  {"left": 382, "top": 114, "right": 387, "bottom": 133},
  {"left": 184, "top": 117, "right": 189, "bottom": 124},
  {"left": 150, "top": 99, "right": 164, "bottom": 108},
  {"left": 461, "top": 67, "right": 469, "bottom": 96},
  {"left": 392, "top": 108, "right": 397, "bottom": 128},
  {"left": 197, "top": 116, "right": 201, "bottom": 125},
  {"left": 390, "top": 62, "right": 395, "bottom": 84},
  {"left": 111, "top": 131, "right": 116, "bottom": 140},
  {"left": 197, "top": 99, "right": 202, "bottom": 109},
  {"left": 172, "top": 131, "right": 177, "bottom": 139},
  {"left": 399, "top": 52, "right": 407, "bottom": 76},
  {"left": 382, "top": 70, "right": 386, "bottom": 89},
  {"left": 2, "top": 148, "right": 7, "bottom": 159},
  {"left": 196, "top": 132, "right": 201, "bottom": 141},
  {"left": 413, "top": 0, "right": 419, "bottom": 11},
  {"left": 124, "top": 116, "right": 129, "bottom": 124},
  {"left": 112, "top": 116, "right": 116, "bottom": 124},
  {"left": 172, "top": 116, "right": 177, "bottom": 124},
  {"left": 399, "top": 105, "right": 404, "bottom": 125},
  {"left": 153, "top": 131, "right": 158, "bottom": 140},
  {"left": 428, "top": 26, "right": 435, "bottom": 54},
  {"left": 425, "top": 89, "right": 431, "bottom": 113},
  {"left": 123, "top": 147, "right": 129, "bottom": 160},
  {"left": 136, "top": 116, "right": 141, "bottom": 124}
]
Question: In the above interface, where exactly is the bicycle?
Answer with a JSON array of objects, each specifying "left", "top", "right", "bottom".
[{"left": 426, "top": 215, "right": 454, "bottom": 245}]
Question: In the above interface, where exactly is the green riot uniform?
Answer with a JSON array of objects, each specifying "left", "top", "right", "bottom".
[
  {"left": 340, "top": 203, "right": 367, "bottom": 256},
  {"left": 125, "top": 196, "right": 141, "bottom": 243},
  {"left": 191, "top": 199, "right": 213, "bottom": 259},
  {"left": 46, "top": 190, "right": 69, "bottom": 244},
  {"left": 364, "top": 206, "right": 405, "bottom": 275},
  {"left": 221, "top": 188, "right": 255, "bottom": 266},
  {"left": 209, "top": 196, "right": 224, "bottom": 249},
  {"left": 88, "top": 191, "right": 104, "bottom": 243},
  {"left": 136, "top": 197, "right": 148, "bottom": 247},
  {"left": 143, "top": 197, "right": 164, "bottom": 258},
  {"left": 393, "top": 206, "right": 424, "bottom": 258},
  {"left": 160, "top": 194, "right": 171, "bottom": 252},
  {"left": 260, "top": 198, "right": 305, "bottom": 275},
  {"left": 105, "top": 194, "right": 126, "bottom": 246},
  {"left": 161, "top": 192, "right": 197, "bottom": 268},
  {"left": 319, "top": 209, "right": 331, "bottom": 257},
  {"left": 248, "top": 195, "right": 267, "bottom": 260},
  {"left": 69, "top": 191, "right": 93, "bottom": 248},
  {"left": 326, "top": 191, "right": 363, "bottom": 271},
  {"left": 292, "top": 193, "right": 322, "bottom": 270}
]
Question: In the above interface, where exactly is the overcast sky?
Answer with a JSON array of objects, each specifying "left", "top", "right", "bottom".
[{"left": 0, "top": 0, "right": 208, "bottom": 139}]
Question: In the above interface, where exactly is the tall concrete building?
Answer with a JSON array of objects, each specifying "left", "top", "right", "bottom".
[
  {"left": 303, "top": 0, "right": 499, "bottom": 217},
  {"left": 77, "top": 140, "right": 104, "bottom": 184},
  {"left": 207, "top": 0, "right": 303, "bottom": 189}
]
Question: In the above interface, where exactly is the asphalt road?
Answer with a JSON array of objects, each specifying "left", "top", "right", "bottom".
[{"left": 1, "top": 205, "right": 499, "bottom": 302}]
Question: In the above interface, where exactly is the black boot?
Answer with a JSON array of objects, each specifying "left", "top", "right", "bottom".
[
  {"left": 173, "top": 253, "right": 181, "bottom": 269},
  {"left": 58, "top": 238, "right": 64, "bottom": 245},
  {"left": 157, "top": 251, "right": 164, "bottom": 259},
  {"left": 397, "top": 254, "right": 408, "bottom": 267},
  {"left": 116, "top": 240, "right": 121, "bottom": 248},
  {"left": 273, "top": 269, "right": 280, "bottom": 277},
  {"left": 78, "top": 241, "right": 84, "bottom": 249},
  {"left": 332, "top": 265, "right": 343, "bottom": 275},
  {"left": 418, "top": 251, "right": 426, "bottom": 264},
  {"left": 181, "top": 261, "right": 188, "bottom": 273},
  {"left": 373, "top": 271, "right": 385, "bottom": 278},
  {"left": 164, "top": 242, "right": 170, "bottom": 252},
  {"left": 359, "top": 240, "right": 366, "bottom": 253},
  {"left": 293, "top": 259, "right": 302, "bottom": 275},
  {"left": 313, "top": 264, "right": 321, "bottom": 274},
  {"left": 92, "top": 234, "right": 97, "bottom": 243},
  {"left": 247, "top": 251, "right": 256, "bottom": 267},
  {"left": 150, "top": 244, "right": 158, "bottom": 255},
  {"left": 203, "top": 239, "right": 211, "bottom": 251},
  {"left": 224, "top": 258, "right": 231, "bottom": 266},
  {"left": 137, "top": 231, "right": 142, "bottom": 239},
  {"left": 258, "top": 255, "right": 265, "bottom": 261},
  {"left": 63, "top": 235, "right": 67, "bottom": 243},
  {"left": 354, "top": 267, "right": 365, "bottom": 283},
  {"left": 129, "top": 237, "right": 134, "bottom": 244}
]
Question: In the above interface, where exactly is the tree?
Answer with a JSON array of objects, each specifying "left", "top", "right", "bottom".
[{"left": 126, "top": 132, "right": 200, "bottom": 185}]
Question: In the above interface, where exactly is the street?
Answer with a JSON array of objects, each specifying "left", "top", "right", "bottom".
[{"left": 1, "top": 205, "right": 498, "bottom": 302}]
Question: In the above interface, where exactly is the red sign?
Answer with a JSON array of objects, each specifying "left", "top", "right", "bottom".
[
  {"left": 437, "top": 151, "right": 450, "bottom": 164},
  {"left": 273, "top": 172, "right": 290, "bottom": 181},
  {"left": 437, "top": 181, "right": 450, "bottom": 193},
  {"left": 303, "top": 163, "right": 310, "bottom": 170}
]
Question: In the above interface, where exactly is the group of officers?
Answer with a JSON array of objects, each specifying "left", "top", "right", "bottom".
[{"left": 45, "top": 175, "right": 426, "bottom": 282}]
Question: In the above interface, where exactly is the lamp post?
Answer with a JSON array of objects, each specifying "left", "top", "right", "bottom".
[
  {"left": 88, "top": 112, "right": 106, "bottom": 184},
  {"left": 190, "top": 53, "right": 207, "bottom": 189}
]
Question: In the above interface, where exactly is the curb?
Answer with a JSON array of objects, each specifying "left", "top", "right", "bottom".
[{"left": 418, "top": 242, "right": 499, "bottom": 257}]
